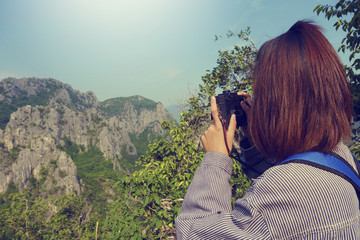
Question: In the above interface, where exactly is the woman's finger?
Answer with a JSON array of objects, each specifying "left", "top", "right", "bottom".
[
  {"left": 237, "top": 91, "right": 250, "bottom": 98},
  {"left": 210, "top": 96, "right": 221, "bottom": 128}
]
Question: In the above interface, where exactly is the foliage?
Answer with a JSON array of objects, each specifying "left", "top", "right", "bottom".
[
  {"left": 0, "top": 165, "right": 92, "bottom": 239},
  {"left": 0, "top": 191, "right": 92, "bottom": 239},
  {"left": 103, "top": 29, "right": 256, "bottom": 239},
  {"left": 350, "top": 141, "right": 360, "bottom": 158},
  {"left": 0, "top": 138, "right": 124, "bottom": 239},
  {"left": 128, "top": 124, "right": 164, "bottom": 156},
  {"left": 119, "top": 145, "right": 141, "bottom": 172},
  {"left": 102, "top": 120, "right": 205, "bottom": 239},
  {"left": 314, "top": 0, "right": 360, "bottom": 123},
  {"left": 58, "top": 138, "right": 123, "bottom": 216},
  {"left": 315, "top": 0, "right": 359, "bottom": 83},
  {"left": 57, "top": 136, "right": 83, "bottom": 159}
]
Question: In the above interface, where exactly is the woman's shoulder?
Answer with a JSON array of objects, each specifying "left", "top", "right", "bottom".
[
  {"left": 235, "top": 157, "right": 359, "bottom": 239},
  {"left": 250, "top": 162, "right": 328, "bottom": 196},
  {"left": 252, "top": 157, "right": 354, "bottom": 197},
  {"left": 252, "top": 142, "right": 357, "bottom": 194}
]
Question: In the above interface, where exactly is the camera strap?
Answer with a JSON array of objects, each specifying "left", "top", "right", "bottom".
[
  {"left": 218, "top": 115, "right": 231, "bottom": 155},
  {"left": 279, "top": 151, "right": 360, "bottom": 206}
]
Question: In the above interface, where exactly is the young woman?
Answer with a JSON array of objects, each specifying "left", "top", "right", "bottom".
[{"left": 175, "top": 21, "right": 360, "bottom": 239}]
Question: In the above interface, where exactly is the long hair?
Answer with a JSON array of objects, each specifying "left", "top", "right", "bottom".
[{"left": 250, "top": 20, "right": 353, "bottom": 161}]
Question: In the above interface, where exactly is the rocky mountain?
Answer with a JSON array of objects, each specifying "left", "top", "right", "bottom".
[{"left": 0, "top": 77, "right": 176, "bottom": 196}]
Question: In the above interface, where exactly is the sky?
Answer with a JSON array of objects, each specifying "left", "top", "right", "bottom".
[{"left": 0, "top": 0, "right": 348, "bottom": 107}]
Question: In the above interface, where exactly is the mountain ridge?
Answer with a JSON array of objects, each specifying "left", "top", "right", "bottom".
[{"left": 0, "top": 77, "right": 176, "bottom": 196}]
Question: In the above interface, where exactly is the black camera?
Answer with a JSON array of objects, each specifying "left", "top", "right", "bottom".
[{"left": 214, "top": 91, "right": 247, "bottom": 129}]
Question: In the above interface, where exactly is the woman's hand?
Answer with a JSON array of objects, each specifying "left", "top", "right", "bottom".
[
  {"left": 238, "top": 91, "right": 252, "bottom": 115},
  {"left": 201, "top": 96, "right": 237, "bottom": 155}
]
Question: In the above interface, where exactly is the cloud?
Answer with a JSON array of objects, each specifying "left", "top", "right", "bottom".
[{"left": 166, "top": 67, "right": 182, "bottom": 80}]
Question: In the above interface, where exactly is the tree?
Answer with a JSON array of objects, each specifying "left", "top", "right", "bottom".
[
  {"left": 103, "top": 29, "right": 256, "bottom": 239},
  {"left": 314, "top": 0, "right": 360, "bottom": 84},
  {"left": 1, "top": 191, "right": 50, "bottom": 239},
  {"left": 314, "top": 1, "right": 360, "bottom": 123}
]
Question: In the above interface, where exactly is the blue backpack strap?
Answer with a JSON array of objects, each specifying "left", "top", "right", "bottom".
[{"left": 279, "top": 152, "right": 360, "bottom": 199}]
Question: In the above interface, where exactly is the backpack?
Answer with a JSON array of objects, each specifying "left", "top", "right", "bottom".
[{"left": 279, "top": 151, "right": 360, "bottom": 201}]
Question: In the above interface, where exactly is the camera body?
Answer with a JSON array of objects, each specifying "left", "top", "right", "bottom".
[{"left": 214, "top": 90, "right": 247, "bottom": 129}]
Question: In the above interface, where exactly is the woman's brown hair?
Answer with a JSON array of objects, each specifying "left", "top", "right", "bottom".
[{"left": 249, "top": 20, "right": 353, "bottom": 161}]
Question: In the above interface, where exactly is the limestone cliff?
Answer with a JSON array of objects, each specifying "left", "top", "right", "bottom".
[{"left": 0, "top": 77, "right": 176, "bottom": 196}]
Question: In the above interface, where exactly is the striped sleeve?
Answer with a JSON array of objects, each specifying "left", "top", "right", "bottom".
[{"left": 175, "top": 152, "right": 270, "bottom": 240}]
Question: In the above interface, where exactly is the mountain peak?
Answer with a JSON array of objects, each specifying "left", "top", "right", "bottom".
[{"left": 0, "top": 77, "right": 176, "bottom": 196}]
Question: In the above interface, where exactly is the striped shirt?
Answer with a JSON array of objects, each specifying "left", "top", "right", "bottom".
[{"left": 175, "top": 142, "right": 360, "bottom": 239}]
